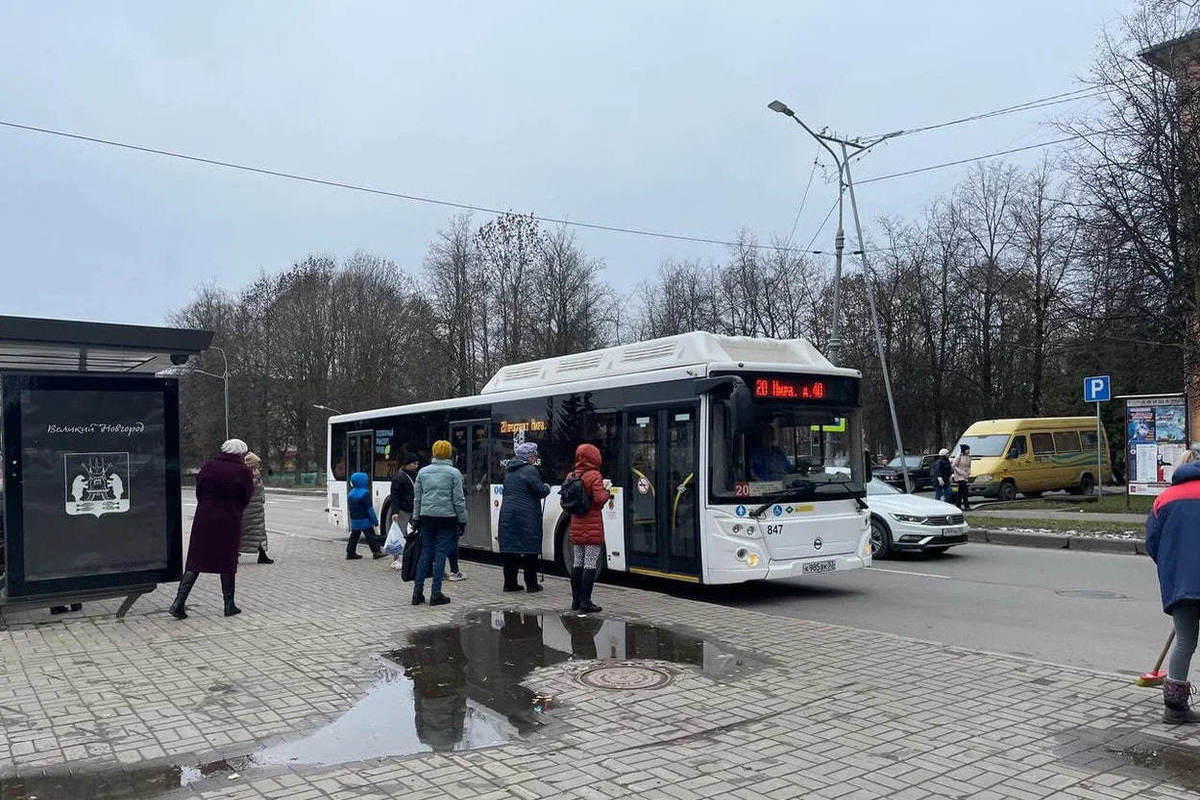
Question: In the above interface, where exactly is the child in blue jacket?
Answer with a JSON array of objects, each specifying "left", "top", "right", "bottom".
[{"left": 347, "top": 472, "right": 384, "bottom": 559}]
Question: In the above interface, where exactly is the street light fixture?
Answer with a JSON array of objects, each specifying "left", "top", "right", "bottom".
[
  {"left": 160, "top": 345, "right": 230, "bottom": 441},
  {"left": 313, "top": 403, "right": 345, "bottom": 415}
]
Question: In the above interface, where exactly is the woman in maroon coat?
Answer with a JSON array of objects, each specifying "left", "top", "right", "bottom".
[{"left": 170, "top": 439, "right": 254, "bottom": 619}]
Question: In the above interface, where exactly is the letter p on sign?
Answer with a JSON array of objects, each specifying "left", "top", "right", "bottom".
[{"left": 1083, "top": 375, "right": 1110, "bottom": 403}]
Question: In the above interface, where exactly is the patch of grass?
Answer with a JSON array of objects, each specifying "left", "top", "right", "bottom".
[
  {"left": 966, "top": 515, "right": 1142, "bottom": 534},
  {"left": 994, "top": 494, "right": 1152, "bottom": 514}
]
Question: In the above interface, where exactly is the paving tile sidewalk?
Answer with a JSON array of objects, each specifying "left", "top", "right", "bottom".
[{"left": 0, "top": 531, "right": 1196, "bottom": 799}]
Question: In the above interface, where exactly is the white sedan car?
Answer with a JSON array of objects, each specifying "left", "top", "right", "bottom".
[{"left": 866, "top": 478, "right": 968, "bottom": 557}]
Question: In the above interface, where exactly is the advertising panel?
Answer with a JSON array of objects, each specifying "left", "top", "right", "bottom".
[
  {"left": 2, "top": 374, "right": 181, "bottom": 597},
  {"left": 1126, "top": 394, "right": 1189, "bottom": 495}
]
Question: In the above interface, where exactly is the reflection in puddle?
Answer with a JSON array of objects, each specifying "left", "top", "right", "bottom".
[{"left": 0, "top": 610, "right": 751, "bottom": 799}]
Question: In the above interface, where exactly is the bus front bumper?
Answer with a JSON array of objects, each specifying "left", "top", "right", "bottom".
[{"left": 707, "top": 553, "right": 870, "bottom": 584}]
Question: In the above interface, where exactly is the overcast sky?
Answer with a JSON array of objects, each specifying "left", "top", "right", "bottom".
[{"left": 0, "top": 1, "right": 1134, "bottom": 326}]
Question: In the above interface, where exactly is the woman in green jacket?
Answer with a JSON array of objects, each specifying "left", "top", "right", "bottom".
[{"left": 411, "top": 439, "right": 468, "bottom": 606}]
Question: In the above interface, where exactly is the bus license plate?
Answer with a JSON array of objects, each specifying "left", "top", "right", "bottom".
[{"left": 803, "top": 560, "right": 836, "bottom": 574}]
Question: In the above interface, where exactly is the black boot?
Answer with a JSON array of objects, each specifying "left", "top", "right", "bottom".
[
  {"left": 524, "top": 554, "right": 542, "bottom": 592},
  {"left": 570, "top": 569, "right": 583, "bottom": 611},
  {"left": 257, "top": 547, "right": 274, "bottom": 564},
  {"left": 578, "top": 569, "right": 602, "bottom": 614},
  {"left": 502, "top": 556, "right": 522, "bottom": 591},
  {"left": 346, "top": 531, "right": 362, "bottom": 559},
  {"left": 220, "top": 573, "right": 241, "bottom": 617},
  {"left": 1164, "top": 679, "right": 1200, "bottom": 724},
  {"left": 170, "top": 571, "right": 198, "bottom": 619}
]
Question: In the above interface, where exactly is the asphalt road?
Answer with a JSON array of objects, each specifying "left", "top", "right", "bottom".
[{"left": 219, "top": 490, "right": 1166, "bottom": 677}]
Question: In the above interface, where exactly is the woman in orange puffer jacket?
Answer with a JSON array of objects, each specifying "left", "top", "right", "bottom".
[{"left": 566, "top": 443, "right": 611, "bottom": 613}]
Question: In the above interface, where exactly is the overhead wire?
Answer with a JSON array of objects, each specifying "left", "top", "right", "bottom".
[
  {"left": 0, "top": 118, "right": 804, "bottom": 253},
  {"left": 780, "top": 151, "right": 820, "bottom": 251},
  {"left": 864, "top": 86, "right": 1103, "bottom": 140}
]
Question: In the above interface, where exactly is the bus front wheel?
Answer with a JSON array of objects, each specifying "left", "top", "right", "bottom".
[
  {"left": 998, "top": 480, "right": 1017, "bottom": 502},
  {"left": 1079, "top": 473, "right": 1095, "bottom": 496}
]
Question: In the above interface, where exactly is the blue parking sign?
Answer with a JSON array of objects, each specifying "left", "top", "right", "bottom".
[{"left": 1083, "top": 375, "right": 1110, "bottom": 403}]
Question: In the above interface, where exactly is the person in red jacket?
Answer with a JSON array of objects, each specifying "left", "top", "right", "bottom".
[{"left": 566, "top": 444, "right": 611, "bottom": 613}]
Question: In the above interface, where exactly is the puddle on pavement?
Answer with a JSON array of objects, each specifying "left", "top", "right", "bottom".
[
  {"left": 0, "top": 609, "right": 753, "bottom": 799},
  {"left": 1057, "top": 725, "right": 1200, "bottom": 792}
]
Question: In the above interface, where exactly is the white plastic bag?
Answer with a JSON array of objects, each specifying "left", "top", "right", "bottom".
[{"left": 383, "top": 520, "right": 405, "bottom": 556}]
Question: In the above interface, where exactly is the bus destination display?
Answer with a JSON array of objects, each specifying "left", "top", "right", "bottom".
[{"left": 744, "top": 373, "right": 858, "bottom": 405}]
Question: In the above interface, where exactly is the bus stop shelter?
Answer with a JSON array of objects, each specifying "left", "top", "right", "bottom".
[{"left": 0, "top": 315, "right": 212, "bottom": 619}]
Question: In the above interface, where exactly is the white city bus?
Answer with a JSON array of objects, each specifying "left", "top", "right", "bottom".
[{"left": 325, "top": 332, "right": 870, "bottom": 584}]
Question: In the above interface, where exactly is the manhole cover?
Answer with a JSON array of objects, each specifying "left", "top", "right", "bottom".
[{"left": 577, "top": 664, "right": 673, "bottom": 691}]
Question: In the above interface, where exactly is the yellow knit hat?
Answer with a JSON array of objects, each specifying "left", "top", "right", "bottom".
[{"left": 432, "top": 440, "right": 453, "bottom": 460}]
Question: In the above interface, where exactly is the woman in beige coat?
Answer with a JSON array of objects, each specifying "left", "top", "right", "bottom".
[{"left": 239, "top": 452, "right": 273, "bottom": 564}]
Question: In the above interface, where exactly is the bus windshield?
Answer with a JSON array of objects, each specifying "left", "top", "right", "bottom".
[{"left": 710, "top": 398, "right": 864, "bottom": 504}]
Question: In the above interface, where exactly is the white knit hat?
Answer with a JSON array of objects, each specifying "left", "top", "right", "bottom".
[{"left": 221, "top": 438, "right": 249, "bottom": 455}]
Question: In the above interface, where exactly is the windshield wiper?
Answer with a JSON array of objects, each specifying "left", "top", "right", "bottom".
[{"left": 751, "top": 482, "right": 815, "bottom": 518}]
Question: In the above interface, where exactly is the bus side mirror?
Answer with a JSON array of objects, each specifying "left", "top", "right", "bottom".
[
  {"left": 730, "top": 381, "right": 755, "bottom": 435},
  {"left": 695, "top": 376, "right": 755, "bottom": 435}
]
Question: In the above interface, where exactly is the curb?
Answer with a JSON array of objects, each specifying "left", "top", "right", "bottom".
[
  {"left": 264, "top": 486, "right": 325, "bottom": 496},
  {"left": 968, "top": 527, "right": 1147, "bottom": 556}
]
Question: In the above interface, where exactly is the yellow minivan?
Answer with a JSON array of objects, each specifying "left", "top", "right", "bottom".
[{"left": 953, "top": 417, "right": 1111, "bottom": 502}]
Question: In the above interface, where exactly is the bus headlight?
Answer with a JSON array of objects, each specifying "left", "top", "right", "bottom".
[{"left": 974, "top": 474, "right": 994, "bottom": 484}]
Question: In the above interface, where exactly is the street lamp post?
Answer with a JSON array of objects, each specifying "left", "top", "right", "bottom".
[
  {"left": 767, "top": 100, "right": 911, "bottom": 491},
  {"left": 768, "top": 100, "right": 849, "bottom": 363}
]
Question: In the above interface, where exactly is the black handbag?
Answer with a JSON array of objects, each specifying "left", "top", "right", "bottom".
[{"left": 400, "top": 530, "right": 422, "bottom": 582}]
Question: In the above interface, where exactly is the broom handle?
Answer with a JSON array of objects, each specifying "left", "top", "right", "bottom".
[{"left": 1153, "top": 629, "right": 1176, "bottom": 672}]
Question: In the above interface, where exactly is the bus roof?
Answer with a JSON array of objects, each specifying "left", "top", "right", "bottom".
[
  {"left": 481, "top": 332, "right": 857, "bottom": 394},
  {"left": 328, "top": 333, "right": 860, "bottom": 426}
]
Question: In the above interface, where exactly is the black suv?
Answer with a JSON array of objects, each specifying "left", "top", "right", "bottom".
[{"left": 872, "top": 454, "right": 935, "bottom": 492}]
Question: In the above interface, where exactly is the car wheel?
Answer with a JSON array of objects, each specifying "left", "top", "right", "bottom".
[
  {"left": 870, "top": 517, "right": 893, "bottom": 559},
  {"left": 998, "top": 480, "right": 1017, "bottom": 502},
  {"left": 1079, "top": 473, "right": 1095, "bottom": 496}
]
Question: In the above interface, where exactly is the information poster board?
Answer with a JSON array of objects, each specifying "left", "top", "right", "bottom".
[
  {"left": 2, "top": 373, "right": 181, "bottom": 598},
  {"left": 1125, "top": 394, "right": 1189, "bottom": 496}
]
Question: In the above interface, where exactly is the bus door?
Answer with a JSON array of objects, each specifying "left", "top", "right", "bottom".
[
  {"left": 346, "top": 430, "right": 374, "bottom": 494},
  {"left": 624, "top": 405, "right": 700, "bottom": 581},
  {"left": 449, "top": 420, "right": 492, "bottom": 550}
]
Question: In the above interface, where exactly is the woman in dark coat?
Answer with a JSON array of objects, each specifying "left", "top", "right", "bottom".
[
  {"left": 498, "top": 441, "right": 550, "bottom": 593},
  {"left": 170, "top": 439, "right": 254, "bottom": 619}
]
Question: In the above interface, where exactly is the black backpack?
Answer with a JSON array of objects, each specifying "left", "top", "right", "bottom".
[{"left": 560, "top": 472, "right": 592, "bottom": 515}]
